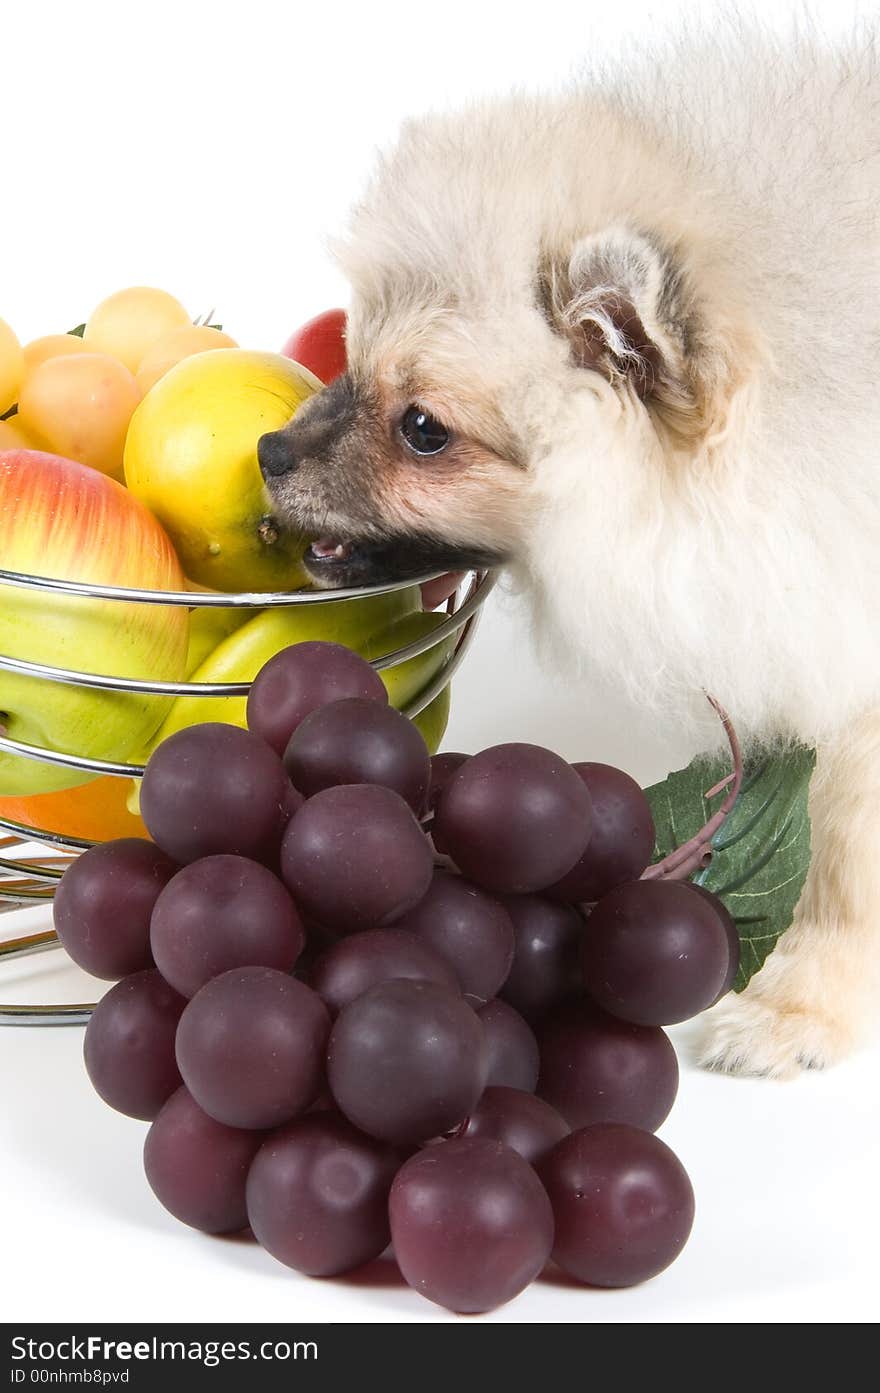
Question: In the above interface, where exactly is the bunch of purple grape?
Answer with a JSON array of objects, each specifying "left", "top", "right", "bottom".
[{"left": 55, "top": 639, "right": 738, "bottom": 1314}]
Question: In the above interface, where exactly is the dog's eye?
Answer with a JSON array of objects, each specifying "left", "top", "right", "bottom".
[{"left": 399, "top": 406, "right": 450, "bottom": 456}]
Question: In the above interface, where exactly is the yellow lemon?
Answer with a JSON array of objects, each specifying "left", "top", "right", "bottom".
[{"left": 124, "top": 348, "right": 321, "bottom": 591}]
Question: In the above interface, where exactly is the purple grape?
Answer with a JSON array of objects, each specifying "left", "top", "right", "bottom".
[
  {"left": 500, "top": 896, "right": 585, "bottom": 1023},
  {"left": 581, "top": 880, "right": 731, "bottom": 1026},
  {"left": 280, "top": 784, "right": 433, "bottom": 934},
  {"left": 395, "top": 870, "right": 514, "bottom": 1001},
  {"left": 284, "top": 698, "right": 431, "bottom": 813},
  {"left": 433, "top": 743, "right": 593, "bottom": 894},
  {"left": 428, "top": 752, "right": 468, "bottom": 849},
  {"left": 462, "top": 1086, "right": 569, "bottom": 1165},
  {"left": 538, "top": 1124, "right": 695, "bottom": 1287},
  {"left": 54, "top": 839, "right": 177, "bottom": 981},
  {"left": 281, "top": 780, "right": 305, "bottom": 823},
  {"left": 150, "top": 854, "right": 304, "bottom": 998},
  {"left": 246, "top": 640, "right": 388, "bottom": 756},
  {"left": 311, "top": 927, "right": 459, "bottom": 1017},
  {"left": 175, "top": 967, "right": 330, "bottom": 1129},
  {"left": 140, "top": 723, "right": 290, "bottom": 865},
  {"left": 246, "top": 1113, "right": 400, "bottom": 1276},
  {"left": 690, "top": 883, "right": 741, "bottom": 1000},
  {"left": 547, "top": 763, "right": 655, "bottom": 903},
  {"left": 428, "top": 751, "right": 468, "bottom": 816},
  {"left": 327, "top": 979, "right": 487, "bottom": 1144},
  {"left": 144, "top": 1086, "right": 263, "bottom": 1233},
  {"left": 477, "top": 998, "right": 540, "bottom": 1092},
  {"left": 84, "top": 969, "right": 185, "bottom": 1120},
  {"left": 390, "top": 1138, "right": 554, "bottom": 1312},
  {"left": 537, "top": 1001, "right": 678, "bottom": 1131}
]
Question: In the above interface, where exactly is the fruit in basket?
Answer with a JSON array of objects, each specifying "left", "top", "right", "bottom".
[
  {"left": 410, "top": 686, "right": 450, "bottom": 755},
  {"left": 364, "top": 608, "right": 457, "bottom": 710},
  {"left": 83, "top": 286, "right": 190, "bottom": 372},
  {"left": 280, "top": 307, "right": 347, "bottom": 385},
  {"left": 181, "top": 602, "right": 252, "bottom": 676},
  {"left": 135, "top": 325, "right": 238, "bottom": 395},
  {"left": 22, "top": 333, "right": 90, "bottom": 375},
  {"left": 18, "top": 353, "right": 141, "bottom": 481},
  {"left": 0, "top": 776, "right": 148, "bottom": 842},
  {"left": 0, "top": 449, "right": 189, "bottom": 795},
  {"left": 0, "top": 317, "right": 23, "bottom": 414},
  {"left": 0, "top": 416, "right": 37, "bottom": 450},
  {"left": 124, "top": 349, "right": 321, "bottom": 590}
]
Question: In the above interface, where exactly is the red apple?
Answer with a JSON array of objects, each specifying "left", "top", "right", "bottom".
[
  {"left": 0, "top": 449, "right": 189, "bottom": 795},
  {"left": 280, "top": 308, "right": 347, "bottom": 385}
]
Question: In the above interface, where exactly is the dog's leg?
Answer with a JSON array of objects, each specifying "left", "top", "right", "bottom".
[{"left": 699, "top": 707, "right": 880, "bottom": 1078}]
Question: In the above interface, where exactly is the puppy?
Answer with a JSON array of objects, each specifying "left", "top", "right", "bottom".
[{"left": 260, "top": 24, "right": 880, "bottom": 1077}]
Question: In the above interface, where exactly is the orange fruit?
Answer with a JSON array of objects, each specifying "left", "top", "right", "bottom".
[{"left": 0, "top": 776, "right": 150, "bottom": 843}]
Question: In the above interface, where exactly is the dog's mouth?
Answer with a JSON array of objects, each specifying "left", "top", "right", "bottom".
[
  {"left": 304, "top": 533, "right": 505, "bottom": 589},
  {"left": 309, "top": 537, "right": 357, "bottom": 564}
]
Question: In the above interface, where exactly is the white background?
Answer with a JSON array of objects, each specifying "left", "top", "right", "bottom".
[{"left": 2, "top": 0, "right": 879, "bottom": 1327}]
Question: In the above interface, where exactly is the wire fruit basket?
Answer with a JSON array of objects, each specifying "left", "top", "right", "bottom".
[{"left": 0, "top": 565, "right": 495, "bottom": 1025}]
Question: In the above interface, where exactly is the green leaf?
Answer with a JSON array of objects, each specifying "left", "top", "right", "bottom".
[
  {"left": 67, "top": 323, "right": 86, "bottom": 338},
  {"left": 644, "top": 745, "right": 816, "bottom": 991},
  {"left": 207, "top": 322, "right": 223, "bottom": 332}
]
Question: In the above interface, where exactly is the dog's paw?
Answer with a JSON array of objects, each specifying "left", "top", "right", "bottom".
[{"left": 698, "top": 988, "right": 853, "bottom": 1079}]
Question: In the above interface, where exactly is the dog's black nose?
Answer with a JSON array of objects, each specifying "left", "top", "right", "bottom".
[{"left": 258, "top": 430, "right": 296, "bottom": 480}]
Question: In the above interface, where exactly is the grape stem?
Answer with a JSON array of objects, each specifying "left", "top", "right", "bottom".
[{"left": 640, "top": 694, "right": 743, "bottom": 883}]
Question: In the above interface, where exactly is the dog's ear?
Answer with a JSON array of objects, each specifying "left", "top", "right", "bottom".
[{"left": 540, "top": 225, "right": 695, "bottom": 416}]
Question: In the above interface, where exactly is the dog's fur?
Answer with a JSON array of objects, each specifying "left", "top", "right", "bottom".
[{"left": 263, "top": 20, "right": 880, "bottom": 1076}]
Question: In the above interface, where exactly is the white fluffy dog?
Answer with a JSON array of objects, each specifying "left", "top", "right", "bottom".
[{"left": 259, "top": 21, "right": 880, "bottom": 1077}]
